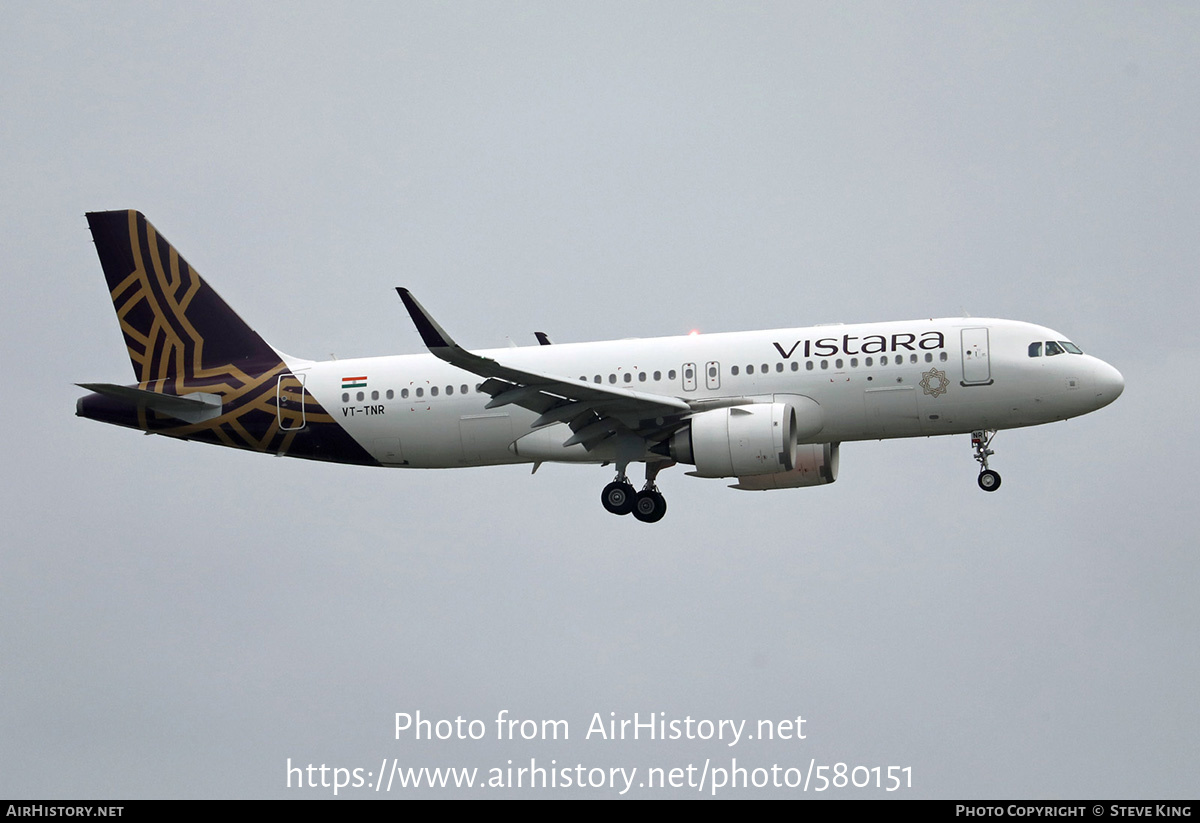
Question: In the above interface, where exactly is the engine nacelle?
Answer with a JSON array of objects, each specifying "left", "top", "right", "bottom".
[
  {"left": 670, "top": 403, "right": 798, "bottom": 478},
  {"left": 730, "top": 442, "right": 840, "bottom": 490}
]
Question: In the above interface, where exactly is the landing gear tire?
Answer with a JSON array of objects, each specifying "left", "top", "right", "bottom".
[
  {"left": 601, "top": 481, "right": 636, "bottom": 515},
  {"left": 970, "top": 430, "right": 1002, "bottom": 492},
  {"left": 978, "top": 470, "right": 1001, "bottom": 492},
  {"left": 632, "top": 490, "right": 667, "bottom": 523}
]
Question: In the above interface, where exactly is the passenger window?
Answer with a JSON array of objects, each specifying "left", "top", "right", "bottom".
[
  {"left": 624, "top": 373, "right": 632, "bottom": 383},
  {"left": 668, "top": 370, "right": 676, "bottom": 380},
  {"left": 371, "top": 390, "right": 379, "bottom": 400},
  {"left": 415, "top": 388, "right": 423, "bottom": 398},
  {"left": 446, "top": 385, "right": 454, "bottom": 395},
  {"left": 835, "top": 359, "right": 843, "bottom": 369},
  {"left": 806, "top": 361, "right": 814, "bottom": 371},
  {"left": 461, "top": 385, "right": 468, "bottom": 394},
  {"left": 731, "top": 366, "right": 739, "bottom": 376},
  {"left": 924, "top": 353, "right": 932, "bottom": 363},
  {"left": 850, "top": 358, "right": 858, "bottom": 368},
  {"left": 820, "top": 360, "right": 828, "bottom": 370},
  {"left": 608, "top": 374, "right": 616, "bottom": 384},
  {"left": 939, "top": 352, "right": 948, "bottom": 362},
  {"left": 401, "top": 389, "right": 409, "bottom": 399},
  {"left": 431, "top": 386, "right": 438, "bottom": 396},
  {"left": 653, "top": 371, "right": 661, "bottom": 381},
  {"left": 865, "top": 357, "right": 873, "bottom": 367},
  {"left": 747, "top": 365, "right": 754, "bottom": 375},
  {"left": 386, "top": 390, "right": 394, "bottom": 400},
  {"left": 356, "top": 391, "right": 364, "bottom": 401},
  {"left": 791, "top": 362, "right": 799, "bottom": 371},
  {"left": 775, "top": 363, "right": 783, "bottom": 373},
  {"left": 341, "top": 392, "right": 349, "bottom": 402},
  {"left": 594, "top": 375, "right": 601, "bottom": 383},
  {"left": 761, "top": 363, "right": 768, "bottom": 373},
  {"left": 709, "top": 366, "right": 718, "bottom": 378},
  {"left": 638, "top": 372, "right": 646, "bottom": 382}
]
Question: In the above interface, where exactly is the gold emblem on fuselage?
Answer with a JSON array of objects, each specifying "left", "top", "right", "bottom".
[{"left": 920, "top": 368, "right": 949, "bottom": 398}]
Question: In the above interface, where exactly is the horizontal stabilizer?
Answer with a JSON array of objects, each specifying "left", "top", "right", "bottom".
[{"left": 76, "top": 383, "right": 223, "bottom": 424}]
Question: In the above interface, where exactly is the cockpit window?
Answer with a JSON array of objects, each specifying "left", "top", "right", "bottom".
[{"left": 1030, "top": 340, "right": 1083, "bottom": 357}]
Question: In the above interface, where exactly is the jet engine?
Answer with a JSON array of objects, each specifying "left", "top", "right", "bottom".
[
  {"left": 730, "top": 442, "right": 839, "bottom": 490},
  {"left": 669, "top": 404, "right": 799, "bottom": 478}
]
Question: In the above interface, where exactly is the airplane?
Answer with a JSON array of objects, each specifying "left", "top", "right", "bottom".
[{"left": 76, "top": 211, "right": 1125, "bottom": 523}]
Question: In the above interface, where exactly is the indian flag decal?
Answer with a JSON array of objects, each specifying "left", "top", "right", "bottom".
[{"left": 342, "top": 376, "right": 368, "bottom": 389}]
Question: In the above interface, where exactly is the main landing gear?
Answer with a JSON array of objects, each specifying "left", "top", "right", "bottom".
[
  {"left": 971, "top": 429, "right": 1001, "bottom": 492},
  {"left": 601, "top": 461, "right": 671, "bottom": 523}
]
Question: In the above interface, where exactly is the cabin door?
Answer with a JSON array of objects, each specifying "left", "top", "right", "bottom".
[
  {"left": 960, "top": 328, "right": 992, "bottom": 385},
  {"left": 276, "top": 373, "right": 307, "bottom": 430}
]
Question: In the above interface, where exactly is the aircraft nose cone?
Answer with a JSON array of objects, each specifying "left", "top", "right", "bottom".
[{"left": 1092, "top": 360, "right": 1124, "bottom": 407}]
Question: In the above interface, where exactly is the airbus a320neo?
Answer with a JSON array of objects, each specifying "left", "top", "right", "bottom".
[{"left": 77, "top": 211, "right": 1124, "bottom": 523}]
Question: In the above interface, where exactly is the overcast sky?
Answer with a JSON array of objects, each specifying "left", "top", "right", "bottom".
[{"left": 2, "top": 2, "right": 1198, "bottom": 798}]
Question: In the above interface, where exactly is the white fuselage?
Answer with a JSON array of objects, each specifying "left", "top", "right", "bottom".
[{"left": 284, "top": 317, "right": 1123, "bottom": 469}]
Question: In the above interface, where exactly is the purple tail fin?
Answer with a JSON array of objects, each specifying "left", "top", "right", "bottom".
[
  {"left": 80, "top": 210, "right": 379, "bottom": 466},
  {"left": 86, "top": 210, "right": 279, "bottom": 382}
]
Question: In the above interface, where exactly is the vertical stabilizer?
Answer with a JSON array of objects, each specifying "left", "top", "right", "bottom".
[
  {"left": 86, "top": 210, "right": 279, "bottom": 383},
  {"left": 79, "top": 210, "right": 378, "bottom": 466}
]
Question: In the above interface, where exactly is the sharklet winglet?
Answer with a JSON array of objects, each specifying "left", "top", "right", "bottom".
[{"left": 396, "top": 288, "right": 455, "bottom": 350}]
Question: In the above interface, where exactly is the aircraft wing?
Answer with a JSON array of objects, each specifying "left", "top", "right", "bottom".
[{"left": 397, "top": 289, "right": 700, "bottom": 449}]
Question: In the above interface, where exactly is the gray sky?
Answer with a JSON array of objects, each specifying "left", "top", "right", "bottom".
[{"left": 2, "top": 1, "right": 1197, "bottom": 798}]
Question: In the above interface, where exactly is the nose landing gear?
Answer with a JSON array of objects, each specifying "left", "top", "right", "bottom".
[{"left": 971, "top": 429, "right": 1001, "bottom": 492}]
